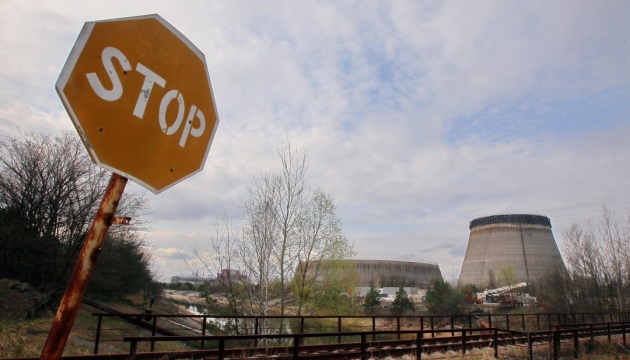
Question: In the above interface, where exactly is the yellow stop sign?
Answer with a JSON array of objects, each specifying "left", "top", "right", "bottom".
[{"left": 56, "top": 14, "right": 219, "bottom": 194}]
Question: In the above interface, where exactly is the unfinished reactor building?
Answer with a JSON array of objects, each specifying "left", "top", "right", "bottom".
[
  {"left": 351, "top": 260, "right": 443, "bottom": 288},
  {"left": 299, "top": 259, "right": 443, "bottom": 289},
  {"left": 458, "top": 214, "right": 566, "bottom": 289}
]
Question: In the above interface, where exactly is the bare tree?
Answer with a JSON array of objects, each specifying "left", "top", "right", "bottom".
[
  {"left": 0, "top": 131, "right": 152, "bottom": 298},
  {"left": 241, "top": 178, "right": 279, "bottom": 318},
  {"left": 562, "top": 222, "right": 607, "bottom": 310},
  {"left": 272, "top": 141, "right": 308, "bottom": 317},
  {"left": 190, "top": 214, "right": 244, "bottom": 317},
  {"left": 236, "top": 141, "right": 309, "bottom": 318},
  {"left": 192, "top": 140, "right": 354, "bottom": 320},
  {"left": 560, "top": 206, "right": 630, "bottom": 312},
  {"left": 598, "top": 206, "right": 629, "bottom": 310}
]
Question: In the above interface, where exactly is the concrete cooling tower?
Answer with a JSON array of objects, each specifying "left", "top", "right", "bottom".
[{"left": 458, "top": 214, "right": 566, "bottom": 289}]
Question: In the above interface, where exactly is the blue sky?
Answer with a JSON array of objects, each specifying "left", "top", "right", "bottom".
[{"left": 1, "top": 1, "right": 629, "bottom": 281}]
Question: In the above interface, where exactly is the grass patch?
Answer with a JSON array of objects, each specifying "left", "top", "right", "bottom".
[{"left": 0, "top": 299, "right": 193, "bottom": 358}]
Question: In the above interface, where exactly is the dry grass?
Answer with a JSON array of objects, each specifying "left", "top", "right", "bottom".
[
  {"left": 0, "top": 309, "right": 96, "bottom": 358},
  {"left": 0, "top": 298, "right": 193, "bottom": 358}
]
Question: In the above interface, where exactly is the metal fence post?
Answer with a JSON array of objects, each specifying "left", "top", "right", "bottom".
[
  {"left": 93, "top": 314, "right": 102, "bottom": 354},
  {"left": 552, "top": 330, "right": 560, "bottom": 360},
  {"left": 150, "top": 315, "right": 157, "bottom": 351},
  {"left": 129, "top": 340, "right": 137, "bottom": 358},
  {"left": 255, "top": 317, "right": 259, "bottom": 347},
  {"left": 293, "top": 335, "right": 300, "bottom": 359},
  {"left": 372, "top": 317, "right": 376, "bottom": 341},
  {"left": 360, "top": 333, "right": 367, "bottom": 360},
  {"left": 338, "top": 317, "right": 342, "bottom": 343},
  {"left": 201, "top": 315, "right": 207, "bottom": 349},
  {"left": 218, "top": 338, "right": 225, "bottom": 360}
]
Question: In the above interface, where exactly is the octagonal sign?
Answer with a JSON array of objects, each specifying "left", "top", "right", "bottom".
[{"left": 56, "top": 14, "right": 219, "bottom": 194}]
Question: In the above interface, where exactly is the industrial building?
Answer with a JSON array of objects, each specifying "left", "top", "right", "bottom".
[
  {"left": 458, "top": 214, "right": 566, "bottom": 289},
  {"left": 298, "top": 259, "right": 443, "bottom": 289},
  {"left": 170, "top": 274, "right": 214, "bottom": 285}
]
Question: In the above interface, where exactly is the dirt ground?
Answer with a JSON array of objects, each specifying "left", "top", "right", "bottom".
[{"left": 0, "top": 279, "right": 53, "bottom": 322}]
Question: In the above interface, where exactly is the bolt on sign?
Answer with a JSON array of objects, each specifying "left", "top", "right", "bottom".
[{"left": 56, "top": 14, "right": 219, "bottom": 193}]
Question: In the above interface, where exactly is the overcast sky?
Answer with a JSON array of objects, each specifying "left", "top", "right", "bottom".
[{"left": 1, "top": 1, "right": 629, "bottom": 281}]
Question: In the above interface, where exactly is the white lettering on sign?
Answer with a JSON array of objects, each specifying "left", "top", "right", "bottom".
[
  {"left": 86, "top": 47, "right": 131, "bottom": 101},
  {"left": 85, "top": 46, "right": 206, "bottom": 148},
  {"left": 134, "top": 63, "right": 166, "bottom": 119},
  {"left": 159, "top": 90, "right": 185, "bottom": 136},
  {"left": 182, "top": 105, "right": 205, "bottom": 148}
]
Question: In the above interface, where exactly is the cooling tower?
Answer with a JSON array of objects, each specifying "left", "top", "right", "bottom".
[{"left": 458, "top": 214, "right": 566, "bottom": 289}]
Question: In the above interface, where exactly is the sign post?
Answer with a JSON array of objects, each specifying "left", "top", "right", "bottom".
[
  {"left": 41, "top": 14, "right": 219, "bottom": 359},
  {"left": 40, "top": 173, "right": 127, "bottom": 360}
]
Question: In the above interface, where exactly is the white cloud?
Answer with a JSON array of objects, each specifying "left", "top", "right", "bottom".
[{"left": 0, "top": 0, "right": 628, "bottom": 280}]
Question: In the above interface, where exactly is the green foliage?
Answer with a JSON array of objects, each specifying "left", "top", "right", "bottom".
[
  {"left": 424, "top": 278, "right": 465, "bottom": 315},
  {"left": 363, "top": 285, "right": 381, "bottom": 314},
  {"left": 498, "top": 264, "right": 518, "bottom": 287},
  {"left": 309, "top": 278, "right": 355, "bottom": 315},
  {"left": 181, "top": 282, "right": 196, "bottom": 291},
  {"left": 288, "top": 190, "right": 357, "bottom": 315},
  {"left": 390, "top": 286, "right": 414, "bottom": 315},
  {"left": 293, "top": 260, "right": 359, "bottom": 315}
]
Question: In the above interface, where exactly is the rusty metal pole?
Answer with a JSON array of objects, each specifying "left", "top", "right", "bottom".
[{"left": 40, "top": 173, "right": 128, "bottom": 360}]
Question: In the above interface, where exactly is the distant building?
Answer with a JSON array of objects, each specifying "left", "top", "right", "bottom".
[
  {"left": 217, "top": 269, "right": 247, "bottom": 283},
  {"left": 355, "top": 286, "right": 425, "bottom": 302},
  {"left": 170, "top": 274, "right": 214, "bottom": 285},
  {"left": 298, "top": 259, "right": 442, "bottom": 289}
]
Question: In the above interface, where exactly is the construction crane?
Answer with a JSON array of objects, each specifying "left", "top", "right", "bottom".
[{"left": 474, "top": 282, "right": 529, "bottom": 304}]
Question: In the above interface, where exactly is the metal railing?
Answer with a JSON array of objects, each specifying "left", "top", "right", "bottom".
[
  {"left": 90, "top": 311, "right": 630, "bottom": 354},
  {"left": 124, "top": 328, "right": 502, "bottom": 360},
  {"left": 122, "top": 322, "right": 630, "bottom": 360}
]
